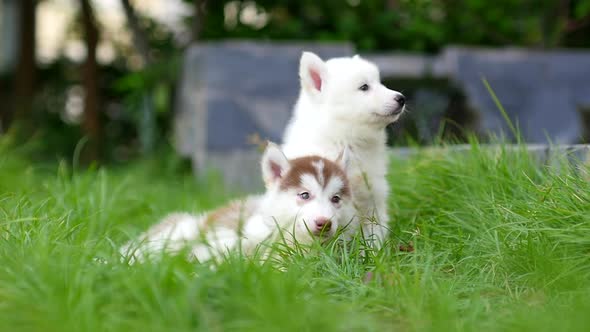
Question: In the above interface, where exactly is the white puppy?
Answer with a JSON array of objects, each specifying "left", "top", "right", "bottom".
[
  {"left": 282, "top": 52, "right": 405, "bottom": 247},
  {"left": 120, "top": 143, "right": 355, "bottom": 263}
]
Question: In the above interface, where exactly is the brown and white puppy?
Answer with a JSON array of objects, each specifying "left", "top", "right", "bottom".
[{"left": 120, "top": 143, "right": 356, "bottom": 263}]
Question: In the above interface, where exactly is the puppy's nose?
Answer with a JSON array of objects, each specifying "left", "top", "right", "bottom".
[
  {"left": 314, "top": 218, "right": 332, "bottom": 232},
  {"left": 394, "top": 94, "right": 406, "bottom": 107}
]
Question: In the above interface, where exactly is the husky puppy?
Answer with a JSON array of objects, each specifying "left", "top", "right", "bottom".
[
  {"left": 121, "top": 143, "right": 355, "bottom": 262},
  {"left": 282, "top": 52, "right": 406, "bottom": 247}
]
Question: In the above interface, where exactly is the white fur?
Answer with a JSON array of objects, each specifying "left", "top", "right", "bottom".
[
  {"left": 120, "top": 144, "right": 355, "bottom": 263},
  {"left": 282, "top": 52, "right": 405, "bottom": 247}
]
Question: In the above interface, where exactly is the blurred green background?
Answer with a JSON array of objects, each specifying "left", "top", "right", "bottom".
[{"left": 1, "top": 0, "right": 589, "bottom": 164}]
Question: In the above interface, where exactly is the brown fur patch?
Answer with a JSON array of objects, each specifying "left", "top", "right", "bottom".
[
  {"left": 203, "top": 196, "right": 259, "bottom": 230},
  {"left": 280, "top": 156, "right": 350, "bottom": 197}
]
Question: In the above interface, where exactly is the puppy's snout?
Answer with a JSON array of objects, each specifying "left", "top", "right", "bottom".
[
  {"left": 314, "top": 218, "right": 332, "bottom": 232},
  {"left": 394, "top": 94, "right": 406, "bottom": 107}
]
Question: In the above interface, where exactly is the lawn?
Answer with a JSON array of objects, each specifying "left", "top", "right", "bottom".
[{"left": 0, "top": 141, "right": 589, "bottom": 332}]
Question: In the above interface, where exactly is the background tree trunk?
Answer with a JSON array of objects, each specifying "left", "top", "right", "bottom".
[
  {"left": 120, "top": 0, "right": 151, "bottom": 62},
  {"left": 80, "top": 0, "right": 101, "bottom": 162},
  {"left": 120, "top": 0, "right": 156, "bottom": 154},
  {"left": 0, "top": 0, "right": 21, "bottom": 132},
  {"left": 192, "top": 0, "right": 207, "bottom": 42},
  {"left": 11, "top": 0, "right": 36, "bottom": 131}
]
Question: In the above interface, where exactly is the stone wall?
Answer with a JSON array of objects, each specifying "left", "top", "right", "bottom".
[
  {"left": 365, "top": 47, "right": 590, "bottom": 144},
  {"left": 174, "top": 41, "right": 590, "bottom": 190},
  {"left": 174, "top": 41, "right": 353, "bottom": 190}
]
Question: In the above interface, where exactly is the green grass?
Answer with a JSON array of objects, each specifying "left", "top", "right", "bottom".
[{"left": 0, "top": 141, "right": 589, "bottom": 332}]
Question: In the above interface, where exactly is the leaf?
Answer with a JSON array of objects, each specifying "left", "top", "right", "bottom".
[{"left": 575, "top": 0, "right": 590, "bottom": 19}]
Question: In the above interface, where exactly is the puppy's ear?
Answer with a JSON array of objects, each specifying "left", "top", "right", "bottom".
[
  {"left": 299, "top": 52, "right": 327, "bottom": 97},
  {"left": 261, "top": 142, "right": 290, "bottom": 187},
  {"left": 335, "top": 146, "right": 351, "bottom": 173}
]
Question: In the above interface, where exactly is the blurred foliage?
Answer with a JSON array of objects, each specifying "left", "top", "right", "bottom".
[
  {"left": 3, "top": 0, "right": 590, "bottom": 163},
  {"left": 382, "top": 77, "right": 478, "bottom": 146},
  {"left": 197, "top": 0, "right": 590, "bottom": 52}
]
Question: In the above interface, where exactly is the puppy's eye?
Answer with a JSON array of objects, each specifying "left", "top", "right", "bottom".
[
  {"left": 331, "top": 195, "right": 341, "bottom": 204},
  {"left": 298, "top": 192, "right": 310, "bottom": 200},
  {"left": 359, "top": 84, "right": 369, "bottom": 91}
]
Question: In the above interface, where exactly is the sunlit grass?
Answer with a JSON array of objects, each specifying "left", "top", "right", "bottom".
[{"left": 0, "top": 140, "right": 589, "bottom": 332}]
